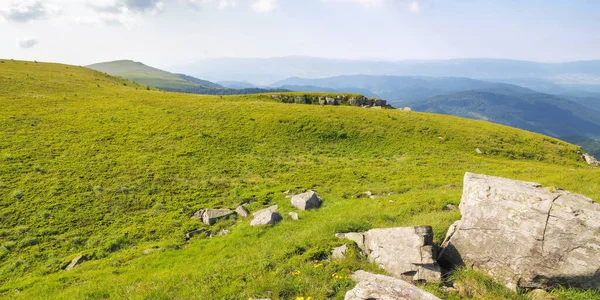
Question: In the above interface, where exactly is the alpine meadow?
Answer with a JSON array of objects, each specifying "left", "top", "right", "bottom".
[
  {"left": 1, "top": 60, "right": 599, "bottom": 299},
  {"left": 2, "top": 0, "right": 600, "bottom": 299}
]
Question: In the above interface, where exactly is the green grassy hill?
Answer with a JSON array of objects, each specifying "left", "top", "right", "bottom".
[
  {"left": 87, "top": 60, "right": 202, "bottom": 90},
  {"left": 1, "top": 60, "right": 599, "bottom": 299},
  {"left": 86, "top": 60, "right": 289, "bottom": 95}
]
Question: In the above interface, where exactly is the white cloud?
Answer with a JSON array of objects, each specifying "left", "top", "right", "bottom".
[
  {"left": 320, "top": 0, "right": 386, "bottom": 8},
  {"left": 18, "top": 38, "right": 39, "bottom": 48},
  {"left": 251, "top": 0, "right": 277, "bottom": 13},
  {"left": 0, "top": 0, "right": 59, "bottom": 22},
  {"left": 409, "top": 0, "right": 420, "bottom": 13}
]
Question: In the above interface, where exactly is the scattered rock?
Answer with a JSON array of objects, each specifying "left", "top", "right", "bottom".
[
  {"left": 291, "top": 190, "right": 322, "bottom": 210},
  {"left": 345, "top": 270, "right": 441, "bottom": 300},
  {"left": 336, "top": 232, "right": 366, "bottom": 251},
  {"left": 528, "top": 289, "right": 557, "bottom": 300},
  {"left": 235, "top": 206, "right": 249, "bottom": 218},
  {"left": 439, "top": 172, "right": 600, "bottom": 290},
  {"left": 202, "top": 209, "right": 234, "bottom": 225},
  {"left": 186, "top": 228, "right": 210, "bottom": 239},
  {"left": 319, "top": 97, "right": 326, "bottom": 105},
  {"left": 403, "top": 107, "right": 412, "bottom": 111},
  {"left": 364, "top": 226, "right": 441, "bottom": 283},
  {"left": 250, "top": 206, "right": 283, "bottom": 226},
  {"left": 583, "top": 153, "right": 599, "bottom": 165},
  {"left": 142, "top": 248, "right": 156, "bottom": 255},
  {"left": 331, "top": 244, "right": 348, "bottom": 260},
  {"left": 65, "top": 254, "right": 86, "bottom": 270},
  {"left": 294, "top": 96, "right": 307, "bottom": 104},
  {"left": 283, "top": 190, "right": 291, "bottom": 195},
  {"left": 190, "top": 209, "right": 204, "bottom": 220},
  {"left": 217, "top": 229, "right": 230, "bottom": 237},
  {"left": 288, "top": 212, "right": 299, "bottom": 220},
  {"left": 326, "top": 97, "right": 338, "bottom": 105},
  {"left": 476, "top": 148, "right": 483, "bottom": 154}
]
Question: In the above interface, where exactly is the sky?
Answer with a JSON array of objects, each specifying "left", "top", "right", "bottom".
[{"left": 0, "top": 0, "right": 599, "bottom": 69}]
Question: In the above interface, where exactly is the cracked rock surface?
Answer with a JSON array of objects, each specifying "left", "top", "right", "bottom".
[
  {"left": 439, "top": 172, "right": 600, "bottom": 290},
  {"left": 338, "top": 227, "right": 441, "bottom": 283}
]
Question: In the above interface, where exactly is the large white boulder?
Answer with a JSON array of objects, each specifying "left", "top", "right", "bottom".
[{"left": 439, "top": 172, "right": 600, "bottom": 290}]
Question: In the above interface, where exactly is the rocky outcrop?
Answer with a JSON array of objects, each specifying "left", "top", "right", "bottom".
[
  {"left": 291, "top": 190, "right": 322, "bottom": 210},
  {"left": 345, "top": 270, "right": 441, "bottom": 300},
  {"left": 269, "top": 94, "right": 390, "bottom": 108},
  {"left": 439, "top": 172, "right": 600, "bottom": 290},
  {"left": 364, "top": 226, "right": 441, "bottom": 283},
  {"left": 336, "top": 227, "right": 441, "bottom": 283},
  {"left": 190, "top": 209, "right": 204, "bottom": 220},
  {"left": 202, "top": 209, "right": 234, "bottom": 225},
  {"left": 65, "top": 254, "right": 86, "bottom": 270},
  {"left": 235, "top": 206, "right": 249, "bottom": 217},
  {"left": 583, "top": 153, "right": 599, "bottom": 165},
  {"left": 250, "top": 206, "right": 283, "bottom": 226}
]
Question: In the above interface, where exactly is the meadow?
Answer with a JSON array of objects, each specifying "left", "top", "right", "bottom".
[{"left": 0, "top": 60, "right": 599, "bottom": 299}]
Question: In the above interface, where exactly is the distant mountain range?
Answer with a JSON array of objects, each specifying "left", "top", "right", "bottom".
[
  {"left": 87, "top": 60, "right": 287, "bottom": 95},
  {"left": 172, "top": 57, "right": 600, "bottom": 94}
]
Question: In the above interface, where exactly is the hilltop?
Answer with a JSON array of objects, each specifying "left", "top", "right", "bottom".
[
  {"left": 1, "top": 60, "right": 599, "bottom": 299},
  {"left": 87, "top": 60, "right": 287, "bottom": 95}
]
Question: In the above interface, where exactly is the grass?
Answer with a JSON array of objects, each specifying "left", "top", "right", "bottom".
[{"left": 0, "top": 60, "right": 599, "bottom": 299}]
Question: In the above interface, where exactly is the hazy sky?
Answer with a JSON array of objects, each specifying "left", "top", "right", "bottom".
[{"left": 1, "top": 0, "right": 599, "bottom": 69}]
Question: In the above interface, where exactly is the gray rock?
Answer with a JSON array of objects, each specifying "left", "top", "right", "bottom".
[
  {"left": 291, "top": 190, "right": 321, "bottom": 210},
  {"left": 65, "top": 254, "right": 86, "bottom": 270},
  {"left": 288, "top": 212, "right": 299, "bottom": 220},
  {"left": 583, "top": 153, "right": 599, "bottom": 165},
  {"left": 217, "top": 229, "right": 230, "bottom": 236},
  {"left": 250, "top": 207, "right": 283, "bottom": 226},
  {"left": 319, "top": 97, "right": 327, "bottom": 105},
  {"left": 528, "top": 289, "right": 557, "bottom": 300},
  {"left": 326, "top": 97, "right": 338, "bottom": 105},
  {"left": 364, "top": 226, "right": 441, "bottom": 283},
  {"left": 349, "top": 98, "right": 361, "bottom": 106},
  {"left": 403, "top": 107, "right": 412, "bottom": 111},
  {"left": 439, "top": 172, "right": 600, "bottom": 290},
  {"left": 374, "top": 99, "right": 386, "bottom": 106},
  {"left": 202, "top": 209, "right": 234, "bottom": 225},
  {"left": 142, "top": 248, "right": 156, "bottom": 255},
  {"left": 332, "top": 244, "right": 348, "bottom": 260},
  {"left": 336, "top": 232, "right": 366, "bottom": 251},
  {"left": 235, "top": 206, "right": 249, "bottom": 218},
  {"left": 345, "top": 270, "right": 441, "bottom": 300},
  {"left": 294, "top": 96, "right": 307, "bottom": 104},
  {"left": 476, "top": 148, "right": 483, "bottom": 154},
  {"left": 190, "top": 209, "right": 204, "bottom": 220},
  {"left": 364, "top": 99, "right": 375, "bottom": 106}
]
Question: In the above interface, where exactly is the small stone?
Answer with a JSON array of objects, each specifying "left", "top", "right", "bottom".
[
  {"left": 142, "top": 248, "right": 155, "bottom": 255},
  {"left": 235, "top": 206, "right": 249, "bottom": 218},
  {"left": 250, "top": 207, "right": 283, "bottom": 226},
  {"left": 288, "top": 212, "right": 299, "bottom": 220},
  {"left": 291, "top": 190, "right": 321, "bottom": 210},
  {"left": 217, "top": 229, "right": 230, "bottom": 237},
  {"left": 476, "top": 148, "right": 483, "bottom": 154},
  {"left": 65, "top": 254, "right": 86, "bottom": 270},
  {"left": 331, "top": 244, "right": 348, "bottom": 260},
  {"left": 202, "top": 209, "right": 234, "bottom": 225},
  {"left": 345, "top": 270, "right": 441, "bottom": 300},
  {"left": 403, "top": 107, "right": 412, "bottom": 111},
  {"left": 190, "top": 209, "right": 204, "bottom": 220}
]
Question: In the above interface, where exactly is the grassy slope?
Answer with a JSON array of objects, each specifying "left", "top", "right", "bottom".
[
  {"left": 1, "top": 60, "right": 599, "bottom": 299},
  {"left": 87, "top": 60, "right": 201, "bottom": 90}
]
